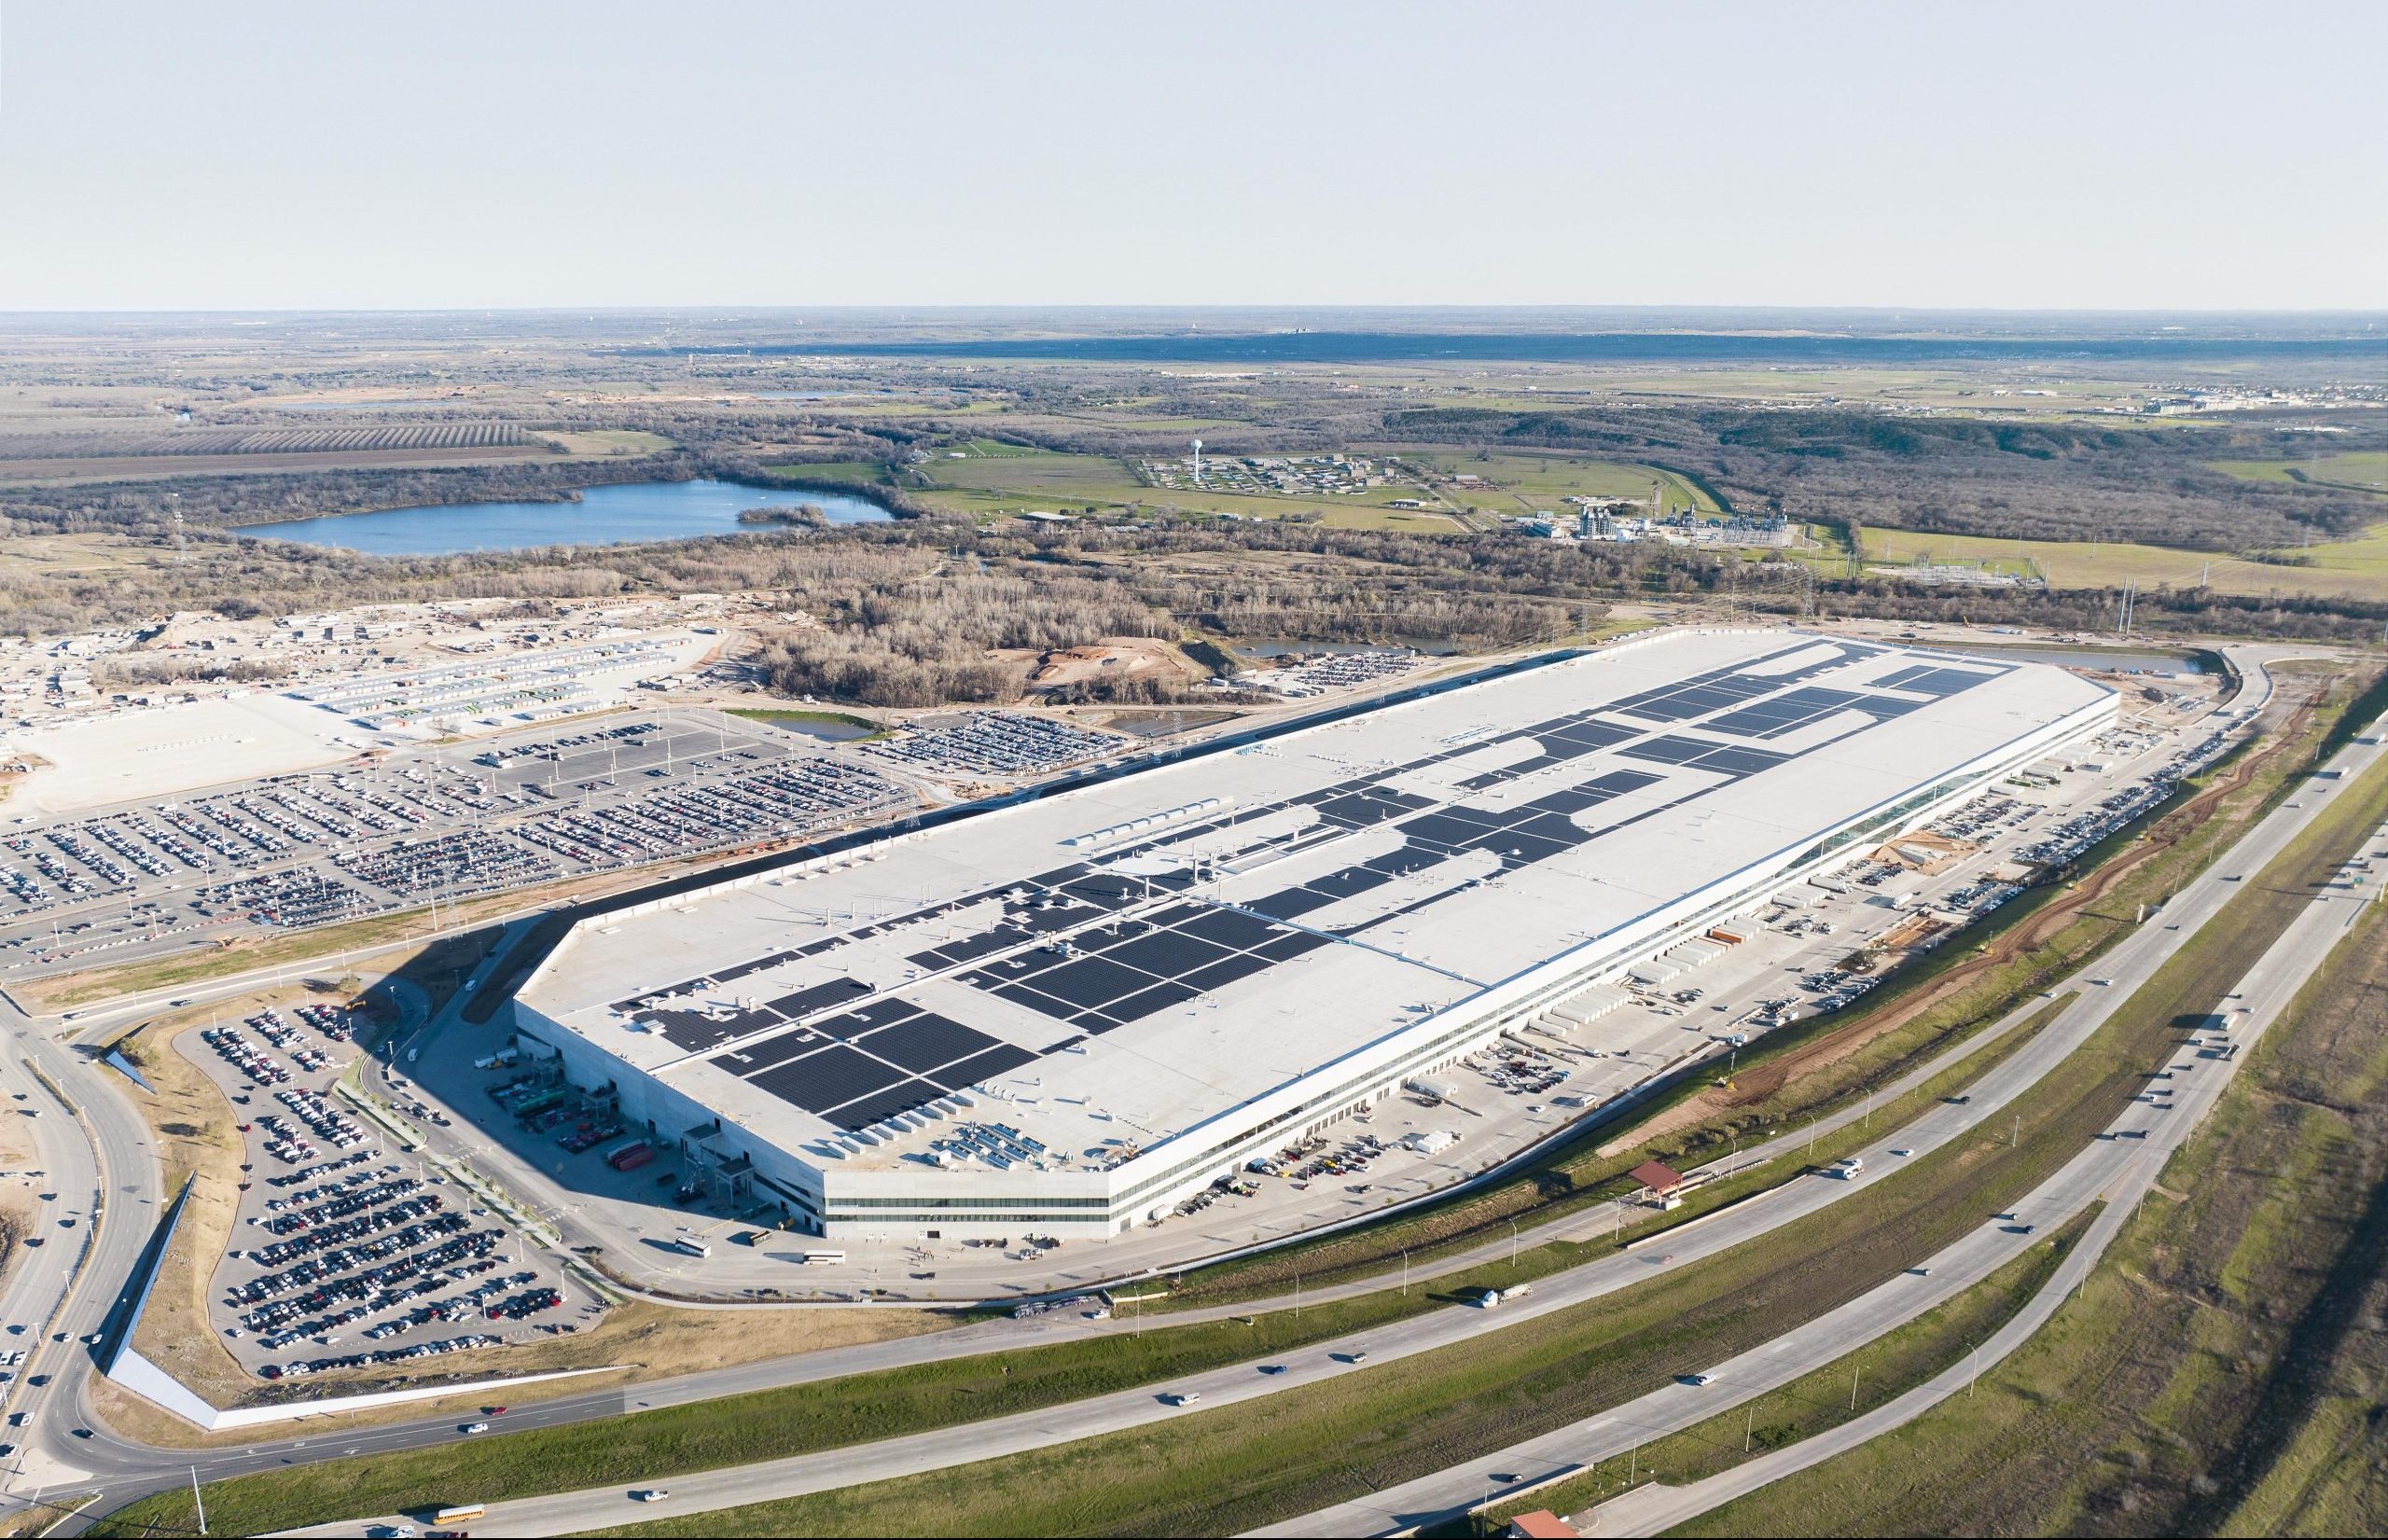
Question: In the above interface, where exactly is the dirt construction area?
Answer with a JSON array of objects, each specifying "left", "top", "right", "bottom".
[{"left": 1024, "top": 636, "right": 1211, "bottom": 695}]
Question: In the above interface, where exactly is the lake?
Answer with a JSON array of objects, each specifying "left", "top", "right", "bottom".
[{"left": 243, "top": 479, "right": 892, "bottom": 555}]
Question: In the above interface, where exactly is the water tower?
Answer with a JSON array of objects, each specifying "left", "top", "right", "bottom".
[{"left": 1191, "top": 437, "right": 1203, "bottom": 484}]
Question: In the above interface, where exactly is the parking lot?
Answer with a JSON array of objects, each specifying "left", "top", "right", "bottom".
[
  {"left": 865, "top": 711, "right": 1128, "bottom": 782},
  {"left": 173, "top": 997, "right": 603, "bottom": 1382},
  {"left": 0, "top": 711, "right": 920, "bottom": 978},
  {"left": 233, "top": 672, "right": 2243, "bottom": 1302}
]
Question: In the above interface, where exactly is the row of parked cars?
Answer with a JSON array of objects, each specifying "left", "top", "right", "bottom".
[{"left": 261, "top": 1331, "right": 503, "bottom": 1381}]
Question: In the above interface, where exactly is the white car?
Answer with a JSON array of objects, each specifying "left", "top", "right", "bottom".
[
  {"left": 1686, "top": 1372, "right": 1717, "bottom": 1387},
  {"left": 633, "top": 1490, "right": 671, "bottom": 1503},
  {"left": 459, "top": 1421, "right": 491, "bottom": 1435}
]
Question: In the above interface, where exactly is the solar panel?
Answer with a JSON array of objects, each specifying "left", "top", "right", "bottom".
[
  {"left": 861, "top": 1012, "right": 1004, "bottom": 1073},
  {"left": 1025, "top": 955, "right": 1155, "bottom": 1010},
  {"left": 1097, "top": 979, "right": 1203, "bottom": 1023},
  {"left": 1097, "top": 929, "right": 1238, "bottom": 979},
  {"left": 826, "top": 1080, "right": 947, "bottom": 1131},
  {"left": 1177, "top": 908, "right": 1282, "bottom": 951},
  {"left": 765, "top": 978, "right": 874, "bottom": 1020},
  {"left": 749, "top": 1045, "right": 905, "bottom": 1114},
  {"left": 930, "top": 1043, "right": 1039, "bottom": 1091}
]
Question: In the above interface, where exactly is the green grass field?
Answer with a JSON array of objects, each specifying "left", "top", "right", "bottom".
[
  {"left": 569, "top": 726, "right": 2388, "bottom": 1538},
  {"left": 90, "top": 675, "right": 2381, "bottom": 1540},
  {"left": 1858, "top": 524, "right": 2388, "bottom": 604},
  {"left": 546, "top": 428, "right": 675, "bottom": 456},
  {"left": 771, "top": 444, "right": 1739, "bottom": 534},
  {"left": 1470, "top": 1206, "right": 2092, "bottom": 1536},
  {"left": 1676, "top": 860, "right": 2388, "bottom": 1536},
  {"left": 1400, "top": 450, "right": 1724, "bottom": 516},
  {"left": 2207, "top": 450, "right": 2388, "bottom": 494},
  {"left": 778, "top": 447, "right": 1473, "bottom": 531}
]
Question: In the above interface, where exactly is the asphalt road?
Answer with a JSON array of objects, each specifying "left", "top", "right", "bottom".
[
  {"left": 0, "top": 641, "right": 2325, "bottom": 1534},
  {"left": 1586, "top": 766, "right": 2384, "bottom": 1536},
  {"left": 1266, "top": 691, "right": 2383, "bottom": 1536},
  {"left": 272, "top": 671, "right": 2376, "bottom": 1540}
]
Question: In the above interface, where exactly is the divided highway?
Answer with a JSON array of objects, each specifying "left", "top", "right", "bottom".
[
  {"left": 0, "top": 644, "right": 2352, "bottom": 1538},
  {"left": 267, "top": 687, "right": 2381, "bottom": 1538}
]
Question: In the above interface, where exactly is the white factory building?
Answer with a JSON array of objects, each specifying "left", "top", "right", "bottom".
[{"left": 511, "top": 630, "right": 2115, "bottom": 1240}]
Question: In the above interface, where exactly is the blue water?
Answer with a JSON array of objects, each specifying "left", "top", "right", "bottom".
[{"left": 243, "top": 479, "right": 891, "bottom": 555}]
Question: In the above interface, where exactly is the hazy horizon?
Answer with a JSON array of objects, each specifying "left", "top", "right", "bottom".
[{"left": 4, "top": 1, "right": 2382, "bottom": 312}]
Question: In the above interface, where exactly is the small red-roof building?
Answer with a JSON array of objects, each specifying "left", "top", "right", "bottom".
[
  {"left": 1504, "top": 1511, "right": 1578, "bottom": 1539},
  {"left": 1629, "top": 1159, "right": 1685, "bottom": 1198}
]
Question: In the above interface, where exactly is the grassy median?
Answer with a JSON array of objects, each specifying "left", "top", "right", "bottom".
[
  {"left": 89, "top": 680, "right": 2388, "bottom": 1539},
  {"left": 1672, "top": 868, "right": 2388, "bottom": 1536},
  {"left": 528, "top": 826, "right": 2370, "bottom": 1536},
  {"left": 1151, "top": 659, "right": 2379, "bottom": 1310},
  {"left": 547, "top": 719, "right": 2388, "bottom": 1536},
  {"left": 80, "top": 990, "right": 2084, "bottom": 1538},
  {"left": 1464, "top": 1206, "right": 2097, "bottom": 1537}
]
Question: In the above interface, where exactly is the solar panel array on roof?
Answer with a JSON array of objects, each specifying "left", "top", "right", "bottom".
[
  {"left": 1875, "top": 664, "right": 2001, "bottom": 697},
  {"left": 582, "top": 637, "right": 2074, "bottom": 1152},
  {"left": 715, "top": 998, "right": 1041, "bottom": 1131}
]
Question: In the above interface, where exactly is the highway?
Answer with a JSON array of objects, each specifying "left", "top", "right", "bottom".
[
  {"left": 261, "top": 669, "right": 2375, "bottom": 1539},
  {"left": 1263, "top": 697, "right": 2382, "bottom": 1535},
  {"left": 1583, "top": 748, "right": 2384, "bottom": 1536},
  {"left": 0, "top": 641, "right": 2337, "bottom": 1535}
]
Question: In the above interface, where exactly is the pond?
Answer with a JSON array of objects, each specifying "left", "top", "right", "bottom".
[
  {"left": 243, "top": 479, "right": 891, "bottom": 555},
  {"left": 753, "top": 712, "right": 880, "bottom": 742}
]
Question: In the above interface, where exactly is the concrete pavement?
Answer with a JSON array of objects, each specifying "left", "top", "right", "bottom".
[
  {"left": 1580, "top": 770, "right": 2383, "bottom": 1535},
  {"left": 1, "top": 642, "right": 2334, "bottom": 1533},
  {"left": 1262, "top": 707, "right": 2383, "bottom": 1536},
  {"left": 275, "top": 702, "right": 2387, "bottom": 1539}
]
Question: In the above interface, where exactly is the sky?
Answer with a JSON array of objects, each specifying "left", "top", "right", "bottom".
[{"left": 2, "top": 0, "right": 2382, "bottom": 313}]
